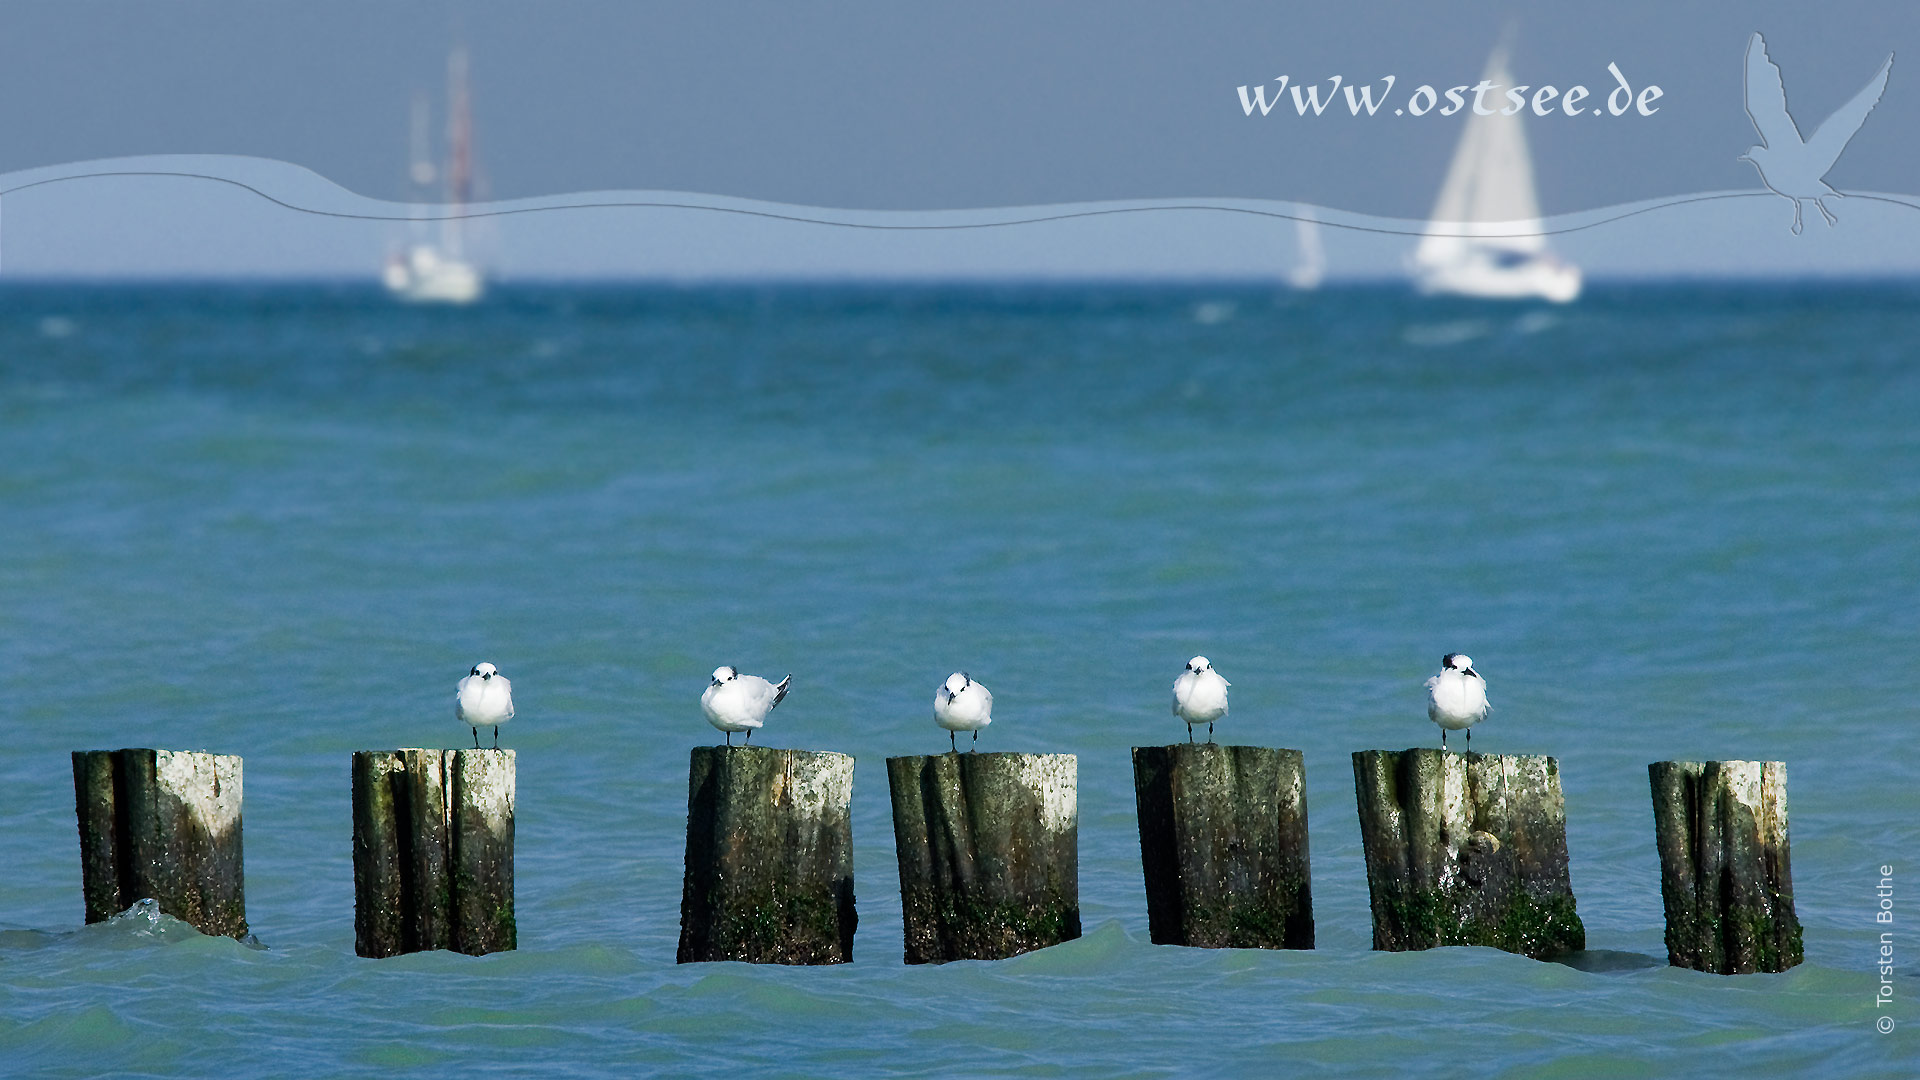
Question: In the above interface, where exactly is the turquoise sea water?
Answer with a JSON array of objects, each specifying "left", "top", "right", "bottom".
[{"left": 0, "top": 282, "right": 1914, "bottom": 1077}]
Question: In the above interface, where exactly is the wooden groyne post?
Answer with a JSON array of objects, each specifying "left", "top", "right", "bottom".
[
  {"left": 1648, "top": 760, "right": 1803, "bottom": 974},
  {"left": 886, "top": 752, "right": 1079, "bottom": 964},
  {"left": 1132, "top": 744, "right": 1313, "bottom": 949},
  {"left": 1352, "top": 749, "right": 1584, "bottom": 960},
  {"left": 73, "top": 749, "right": 248, "bottom": 938},
  {"left": 351, "top": 748, "right": 515, "bottom": 958},
  {"left": 678, "top": 745, "right": 857, "bottom": 964}
]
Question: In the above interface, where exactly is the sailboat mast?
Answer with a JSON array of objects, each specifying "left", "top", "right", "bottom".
[{"left": 444, "top": 46, "right": 473, "bottom": 256}]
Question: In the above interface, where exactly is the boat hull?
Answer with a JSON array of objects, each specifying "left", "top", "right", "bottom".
[
  {"left": 1415, "top": 254, "right": 1582, "bottom": 303},
  {"left": 384, "top": 247, "right": 484, "bottom": 305}
]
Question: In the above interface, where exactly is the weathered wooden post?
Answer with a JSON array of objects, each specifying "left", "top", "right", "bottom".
[
  {"left": 1648, "top": 760, "right": 1803, "bottom": 974},
  {"left": 886, "top": 751, "right": 1079, "bottom": 964},
  {"left": 351, "top": 748, "right": 515, "bottom": 958},
  {"left": 72, "top": 749, "right": 247, "bottom": 938},
  {"left": 677, "top": 745, "right": 857, "bottom": 964},
  {"left": 1132, "top": 744, "right": 1313, "bottom": 949},
  {"left": 1352, "top": 749, "right": 1584, "bottom": 960}
]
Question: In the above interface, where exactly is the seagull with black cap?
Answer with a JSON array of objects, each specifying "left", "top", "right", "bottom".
[{"left": 1426, "top": 653, "right": 1489, "bottom": 751}]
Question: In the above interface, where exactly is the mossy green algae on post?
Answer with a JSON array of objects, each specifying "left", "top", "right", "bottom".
[
  {"left": 1648, "top": 760, "right": 1803, "bottom": 974},
  {"left": 678, "top": 745, "right": 857, "bottom": 965},
  {"left": 1351, "top": 748, "right": 1584, "bottom": 960},
  {"left": 1132, "top": 743, "right": 1313, "bottom": 949},
  {"left": 886, "top": 751, "right": 1080, "bottom": 964}
]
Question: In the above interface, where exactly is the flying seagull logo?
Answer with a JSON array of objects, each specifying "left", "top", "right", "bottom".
[{"left": 1741, "top": 32, "right": 1893, "bottom": 234}]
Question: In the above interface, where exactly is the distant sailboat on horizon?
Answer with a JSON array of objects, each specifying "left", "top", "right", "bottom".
[
  {"left": 384, "top": 46, "right": 484, "bottom": 305},
  {"left": 1289, "top": 208, "right": 1326, "bottom": 290},
  {"left": 1410, "top": 46, "right": 1580, "bottom": 303}
]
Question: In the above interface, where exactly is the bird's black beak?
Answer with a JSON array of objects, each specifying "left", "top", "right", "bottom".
[
  {"left": 482, "top": 672, "right": 491, "bottom": 680},
  {"left": 1464, "top": 667, "right": 1479, "bottom": 679}
]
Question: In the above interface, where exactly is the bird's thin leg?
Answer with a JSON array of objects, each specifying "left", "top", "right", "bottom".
[
  {"left": 1817, "top": 197, "right": 1839, "bottom": 227},
  {"left": 971, "top": 730, "right": 978, "bottom": 753},
  {"left": 472, "top": 727, "right": 480, "bottom": 749},
  {"left": 1465, "top": 728, "right": 1470, "bottom": 755},
  {"left": 726, "top": 731, "right": 733, "bottom": 748},
  {"left": 1791, "top": 200, "right": 1805, "bottom": 235},
  {"left": 1208, "top": 722, "right": 1215, "bottom": 744},
  {"left": 1187, "top": 723, "right": 1194, "bottom": 744},
  {"left": 493, "top": 725, "right": 500, "bottom": 751},
  {"left": 950, "top": 730, "right": 957, "bottom": 754},
  {"left": 745, "top": 729, "right": 753, "bottom": 746},
  {"left": 1441, "top": 729, "right": 1447, "bottom": 751}
]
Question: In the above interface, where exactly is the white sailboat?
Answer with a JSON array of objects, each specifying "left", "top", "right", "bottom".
[
  {"left": 1410, "top": 47, "right": 1579, "bottom": 303},
  {"left": 384, "top": 47, "right": 484, "bottom": 304},
  {"left": 1288, "top": 208, "right": 1326, "bottom": 290}
]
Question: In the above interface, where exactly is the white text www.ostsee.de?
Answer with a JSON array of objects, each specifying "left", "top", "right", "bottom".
[{"left": 1237, "top": 63, "right": 1662, "bottom": 118}]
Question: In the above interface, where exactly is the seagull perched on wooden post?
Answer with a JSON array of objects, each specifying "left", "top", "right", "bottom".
[
  {"left": 1425, "top": 653, "right": 1489, "bottom": 752},
  {"left": 933, "top": 672, "right": 993, "bottom": 752},
  {"left": 1172, "top": 656, "right": 1230, "bottom": 743},
  {"left": 456, "top": 662, "right": 514, "bottom": 749},
  {"left": 1740, "top": 32, "right": 1892, "bottom": 234},
  {"left": 700, "top": 666, "right": 791, "bottom": 747}
]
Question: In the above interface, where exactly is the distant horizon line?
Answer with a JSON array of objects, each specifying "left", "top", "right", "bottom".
[{"left": 2, "top": 270, "right": 1916, "bottom": 288}]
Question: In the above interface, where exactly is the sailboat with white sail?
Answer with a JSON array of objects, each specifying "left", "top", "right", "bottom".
[
  {"left": 1410, "top": 46, "right": 1579, "bottom": 303},
  {"left": 1289, "top": 208, "right": 1326, "bottom": 290},
  {"left": 384, "top": 46, "right": 484, "bottom": 304}
]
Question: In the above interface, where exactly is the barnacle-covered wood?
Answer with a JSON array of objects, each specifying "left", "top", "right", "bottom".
[
  {"left": 1133, "top": 743, "right": 1313, "bottom": 949},
  {"left": 1648, "top": 760, "right": 1802, "bottom": 974},
  {"left": 1352, "top": 748, "right": 1583, "bottom": 960},
  {"left": 352, "top": 748, "right": 515, "bottom": 958},
  {"left": 73, "top": 749, "right": 248, "bottom": 938},
  {"left": 678, "top": 745, "right": 857, "bottom": 965},
  {"left": 887, "top": 752, "right": 1080, "bottom": 964}
]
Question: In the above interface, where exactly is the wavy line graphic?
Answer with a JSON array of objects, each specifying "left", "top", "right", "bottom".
[{"left": 9, "top": 154, "right": 1920, "bottom": 248}]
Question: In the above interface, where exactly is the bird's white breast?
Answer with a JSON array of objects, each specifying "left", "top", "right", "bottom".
[
  {"left": 934, "top": 683, "right": 993, "bottom": 731},
  {"left": 702, "top": 677, "right": 774, "bottom": 732},
  {"left": 1426, "top": 671, "right": 1488, "bottom": 730},
  {"left": 456, "top": 675, "right": 515, "bottom": 727},
  {"left": 1173, "top": 670, "right": 1229, "bottom": 723}
]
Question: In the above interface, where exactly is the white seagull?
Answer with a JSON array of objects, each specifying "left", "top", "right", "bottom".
[
  {"left": 1425, "top": 653, "right": 1489, "bottom": 751},
  {"left": 1172, "top": 656, "right": 1230, "bottom": 743},
  {"left": 700, "top": 666, "right": 791, "bottom": 747},
  {"left": 456, "top": 662, "right": 515, "bottom": 749},
  {"left": 1741, "top": 32, "right": 1893, "bottom": 234},
  {"left": 934, "top": 672, "right": 993, "bottom": 752}
]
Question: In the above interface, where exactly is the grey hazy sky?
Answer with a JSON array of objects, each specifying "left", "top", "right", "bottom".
[{"left": 3, "top": 1, "right": 1919, "bottom": 277}]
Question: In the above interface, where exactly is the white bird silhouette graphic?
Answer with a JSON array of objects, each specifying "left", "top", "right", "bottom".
[{"left": 1740, "top": 32, "right": 1893, "bottom": 234}]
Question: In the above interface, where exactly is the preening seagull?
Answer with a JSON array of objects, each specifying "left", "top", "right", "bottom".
[
  {"left": 456, "top": 662, "right": 515, "bottom": 749},
  {"left": 1741, "top": 32, "right": 1893, "bottom": 234},
  {"left": 700, "top": 666, "right": 792, "bottom": 747},
  {"left": 934, "top": 672, "right": 993, "bottom": 752},
  {"left": 1172, "top": 656, "right": 1229, "bottom": 743},
  {"left": 1425, "top": 653, "right": 1489, "bottom": 751}
]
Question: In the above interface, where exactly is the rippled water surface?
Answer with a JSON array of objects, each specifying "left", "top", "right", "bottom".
[{"left": 0, "top": 283, "right": 1914, "bottom": 1077}]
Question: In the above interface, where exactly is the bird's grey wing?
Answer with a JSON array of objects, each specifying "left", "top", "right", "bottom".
[
  {"left": 1744, "top": 33, "right": 1802, "bottom": 149},
  {"left": 1806, "top": 52, "right": 1893, "bottom": 172}
]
